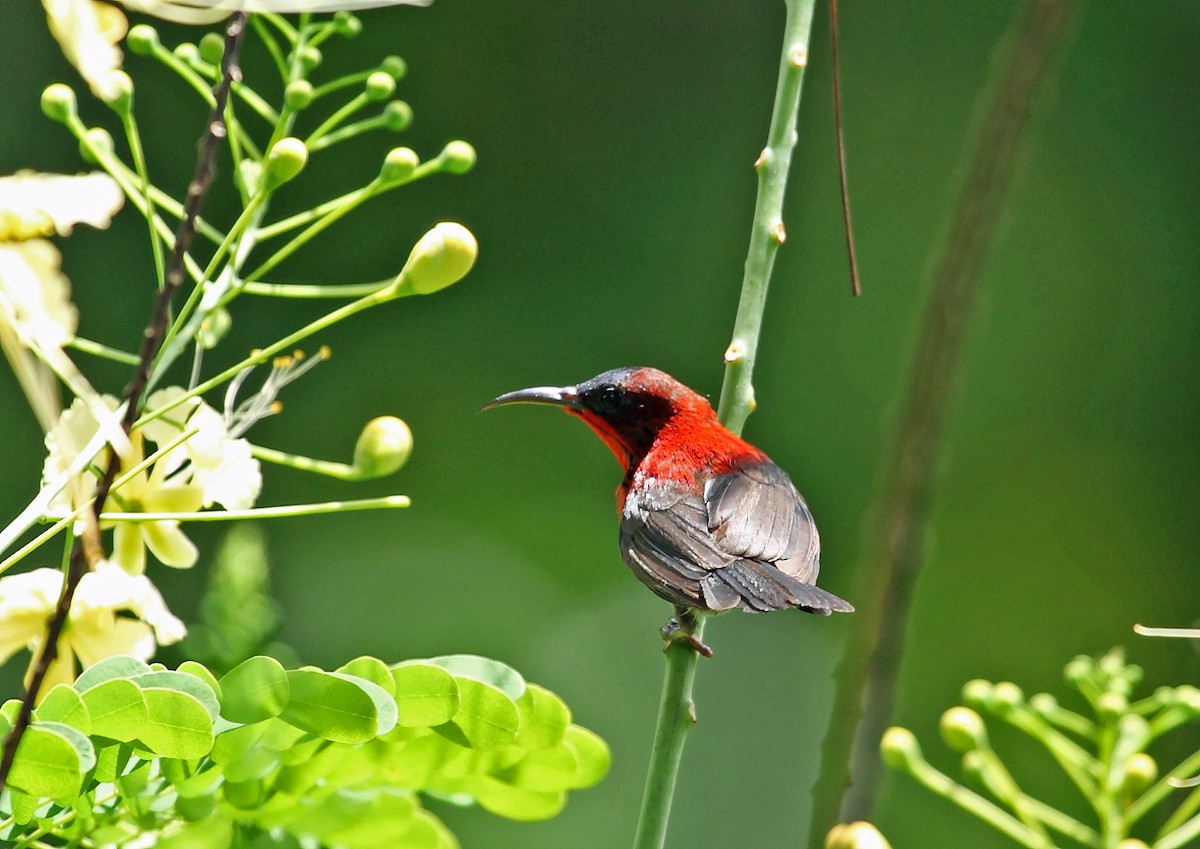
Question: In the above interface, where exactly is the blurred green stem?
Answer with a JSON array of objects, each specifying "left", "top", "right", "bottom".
[
  {"left": 807, "top": 0, "right": 1082, "bottom": 840},
  {"left": 632, "top": 1, "right": 817, "bottom": 847}
]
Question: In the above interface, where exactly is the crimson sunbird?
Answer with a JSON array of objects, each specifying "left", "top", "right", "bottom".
[{"left": 485, "top": 367, "right": 853, "bottom": 652}]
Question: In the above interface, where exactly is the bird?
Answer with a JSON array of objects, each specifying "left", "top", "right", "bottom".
[{"left": 484, "top": 366, "right": 853, "bottom": 654}]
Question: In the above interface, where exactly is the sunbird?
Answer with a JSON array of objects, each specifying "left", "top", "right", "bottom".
[{"left": 485, "top": 367, "right": 853, "bottom": 653}]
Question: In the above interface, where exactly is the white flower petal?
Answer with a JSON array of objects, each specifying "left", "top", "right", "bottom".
[
  {"left": 0, "top": 171, "right": 124, "bottom": 240},
  {"left": 41, "top": 0, "right": 127, "bottom": 102},
  {"left": 117, "top": 0, "right": 429, "bottom": 26},
  {"left": 0, "top": 241, "right": 78, "bottom": 347}
]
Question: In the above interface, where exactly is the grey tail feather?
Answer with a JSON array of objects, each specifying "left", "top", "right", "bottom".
[{"left": 718, "top": 559, "right": 854, "bottom": 615}]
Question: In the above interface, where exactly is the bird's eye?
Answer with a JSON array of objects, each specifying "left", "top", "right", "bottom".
[{"left": 589, "top": 385, "right": 623, "bottom": 413}]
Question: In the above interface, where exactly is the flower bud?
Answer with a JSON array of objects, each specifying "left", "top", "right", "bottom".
[
  {"left": 334, "top": 11, "right": 362, "bottom": 37},
  {"left": 989, "top": 682, "right": 1024, "bottom": 715},
  {"left": 299, "top": 46, "right": 322, "bottom": 73},
  {"left": 1028, "top": 692, "right": 1058, "bottom": 717},
  {"left": 1116, "top": 841, "right": 1150, "bottom": 849},
  {"left": 353, "top": 416, "right": 413, "bottom": 478},
  {"left": 99, "top": 71, "right": 134, "bottom": 112},
  {"left": 1177, "top": 685, "right": 1200, "bottom": 715},
  {"left": 395, "top": 222, "right": 478, "bottom": 296},
  {"left": 365, "top": 71, "right": 396, "bottom": 101},
  {"left": 380, "top": 147, "right": 419, "bottom": 184},
  {"left": 285, "top": 80, "right": 314, "bottom": 112},
  {"left": 961, "top": 679, "right": 992, "bottom": 709},
  {"left": 41, "top": 84, "right": 77, "bottom": 123},
  {"left": 825, "top": 822, "right": 892, "bottom": 849},
  {"left": 1064, "top": 655, "right": 1094, "bottom": 686},
  {"left": 199, "top": 32, "right": 225, "bottom": 66},
  {"left": 1097, "top": 691, "right": 1127, "bottom": 721},
  {"left": 81, "top": 128, "right": 115, "bottom": 163},
  {"left": 441, "top": 140, "right": 477, "bottom": 175},
  {"left": 263, "top": 138, "right": 308, "bottom": 190},
  {"left": 126, "top": 24, "right": 160, "bottom": 55},
  {"left": 382, "top": 100, "right": 413, "bottom": 132},
  {"left": 174, "top": 42, "right": 201, "bottom": 65},
  {"left": 380, "top": 55, "right": 407, "bottom": 80},
  {"left": 940, "top": 706, "right": 987, "bottom": 752},
  {"left": 1122, "top": 753, "right": 1157, "bottom": 795},
  {"left": 197, "top": 308, "right": 231, "bottom": 350},
  {"left": 880, "top": 727, "right": 920, "bottom": 771}
]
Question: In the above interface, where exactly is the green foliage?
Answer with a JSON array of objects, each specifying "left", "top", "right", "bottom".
[
  {"left": 0, "top": 653, "right": 609, "bottom": 847},
  {"left": 881, "top": 649, "right": 1200, "bottom": 849}
]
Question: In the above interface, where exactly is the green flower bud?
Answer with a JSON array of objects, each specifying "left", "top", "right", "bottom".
[
  {"left": 41, "top": 84, "right": 77, "bottom": 123},
  {"left": 104, "top": 71, "right": 134, "bottom": 112},
  {"left": 1098, "top": 648, "right": 1126, "bottom": 676},
  {"left": 334, "top": 11, "right": 362, "bottom": 37},
  {"left": 382, "top": 100, "right": 413, "bottom": 132},
  {"left": 353, "top": 416, "right": 413, "bottom": 478},
  {"left": 989, "top": 682, "right": 1024, "bottom": 715},
  {"left": 1116, "top": 841, "right": 1150, "bottom": 849},
  {"left": 1097, "top": 691, "right": 1127, "bottom": 720},
  {"left": 263, "top": 138, "right": 308, "bottom": 190},
  {"left": 81, "top": 128, "right": 115, "bottom": 164},
  {"left": 1177, "top": 685, "right": 1200, "bottom": 715},
  {"left": 1029, "top": 692, "right": 1058, "bottom": 716},
  {"left": 1122, "top": 753, "right": 1158, "bottom": 795},
  {"left": 825, "top": 822, "right": 892, "bottom": 849},
  {"left": 284, "top": 80, "right": 314, "bottom": 112},
  {"left": 395, "top": 222, "right": 478, "bottom": 296},
  {"left": 197, "top": 308, "right": 231, "bottom": 350},
  {"left": 126, "top": 24, "right": 160, "bottom": 55},
  {"left": 380, "top": 55, "right": 407, "bottom": 81},
  {"left": 380, "top": 147, "right": 419, "bottom": 183},
  {"left": 961, "top": 679, "right": 993, "bottom": 709},
  {"left": 199, "top": 32, "right": 225, "bottom": 66},
  {"left": 940, "top": 706, "right": 987, "bottom": 752},
  {"left": 441, "top": 140, "right": 477, "bottom": 175},
  {"left": 961, "top": 750, "right": 987, "bottom": 786},
  {"left": 174, "top": 43, "right": 201, "bottom": 65},
  {"left": 880, "top": 727, "right": 920, "bottom": 771},
  {"left": 1064, "top": 655, "right": 1094, "bottom": 685},
  {"left": 365, "top": 71, "right": 396, "bottom": 101},
  {"left": 299, "top": 46, "right": 323, "bottom": 73}
]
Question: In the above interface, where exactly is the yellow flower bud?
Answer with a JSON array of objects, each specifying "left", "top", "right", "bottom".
[
  {"left": 940, "top": 706, "right": 987, "bottom": 752},
  {"left": 880, "top": 727, "right": 920, "bottom": 771},
  {"left": 394, "top": 222, "right": 478, "bottom": 296},
  {"left": 825, "top": 822, "right": 892, "bottom": 849},
  {"left": 263, "top": 138, "right": 308, "bottom": 190},
  {"left": 353, "top": 416, "right": 413, "bottom": 479}
]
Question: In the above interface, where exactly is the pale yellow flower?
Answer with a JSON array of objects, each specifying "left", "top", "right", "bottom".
[{"left": 0, "top": 562, "right": 185, "bottom": 698}]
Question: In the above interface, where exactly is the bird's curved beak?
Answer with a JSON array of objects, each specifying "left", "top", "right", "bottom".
[{"left": 482, "top": 385, "right": 581, "bottom": 412}]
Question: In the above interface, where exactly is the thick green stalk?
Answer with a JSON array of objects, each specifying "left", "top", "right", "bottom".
[{"left": 632, "top": 2, "right": 817, "bottom": 848}]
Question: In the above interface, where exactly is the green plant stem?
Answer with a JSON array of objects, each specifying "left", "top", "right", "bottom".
[
  {"left": 91, "top": 495, "right": 410, "bottom": 522},
  {"left": 632, "top": 2, "right": 817, "bottom": 848},
  {"left": 807, "top": 0, "right": 1082, "bottom": 838}
]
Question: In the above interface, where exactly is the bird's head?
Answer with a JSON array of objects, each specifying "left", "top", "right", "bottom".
[{"left": 484, "top": 366, "right": 718, "bottom": 470}]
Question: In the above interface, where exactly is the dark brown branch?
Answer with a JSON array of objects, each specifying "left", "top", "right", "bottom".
[
  {"left": 0, "top": 12, "right": 248, "bottom": 795},
  {"left": 807, "top": 0, "right": 1081, "bottom": 841}
]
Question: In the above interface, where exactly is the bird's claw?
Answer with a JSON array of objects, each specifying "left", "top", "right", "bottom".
[{"left": 660, "top": 612, "right": 713, "bottom": 658}]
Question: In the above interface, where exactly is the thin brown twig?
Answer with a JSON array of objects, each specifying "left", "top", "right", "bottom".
[
  {"left": 828, "top": 0, "right": 861, "bottom": 297},
  {"left": 0, "top": 12, "right": 249, "bottom": 795}
]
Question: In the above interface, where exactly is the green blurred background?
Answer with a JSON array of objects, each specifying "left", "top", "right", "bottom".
[{"left": 2, "top": 1, "right": 1198, "bottom": 847}]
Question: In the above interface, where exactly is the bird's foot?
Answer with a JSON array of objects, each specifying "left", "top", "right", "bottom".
[{"left": 660, "top": 608, "right": 713, "bottom": 658}]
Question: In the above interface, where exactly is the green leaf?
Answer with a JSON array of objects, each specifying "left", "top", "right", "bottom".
[
  {"left": 73, "top": 655, "right": 151, "bottom": 691},
  {"left": 34, "top": 685, "right": 90, "bottom": 735},
  {"left": 134, "top": 670, "right": 221, "bottom": 721},
  {"left": 471, "top": 774, "right": 566, "bottom": 821},
  {"left": 137, "top": 688, "right": 215, "bottom": 759},
  {"left": 514, "top": 684, "right": 570, "bottom": 749},
  {"left": 339, "top": 656, "right": 396, "bottom": 695},
  {"left": 425, "top": 654, "right": 525, "bottom": 700},
  {"left": 219, "top": 655, "right": 289, "bottom": 723},
  {"left": 92, "top": 743, "right": 131, "bottom": 782},
  {"left": 178, "top": 661, "right": 223, "bottom": 702},
  {"left": 447, "top": 677, "right": 519, "bottom": 750},
  {"left": 211, "top": 721, "right": 267, "bottom": 765},
  {"left": 79, "top": 678, "right": 147, "bottom": 742},
  {"left": 563, "top": 725, "right": 610, "bottom": 788},
  {"left": 504, "top": 744, "right": 579, "bottom": 791},
  {"left": 7, "top": 721, "right": 94, "bottom": 798},
  {"left": 280, "top": 669, "right": 390, "bottom": 744},
  {"left": 391, "top": 663, "right": 459, "bottom": 728},
  {"left": 2, "top": 698, "right": 22, "bottom": 723}
]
